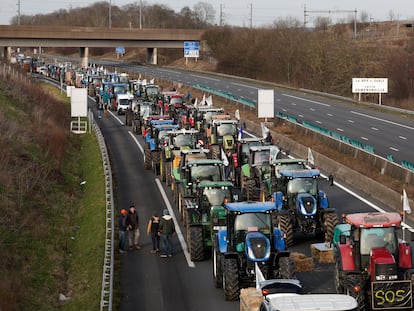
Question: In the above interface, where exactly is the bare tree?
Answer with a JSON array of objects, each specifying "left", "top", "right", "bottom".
[{"left": 193, "top": 2, "right": 216, "bottom": 25}]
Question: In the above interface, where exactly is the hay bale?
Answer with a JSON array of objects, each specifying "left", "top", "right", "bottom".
[
  {"left": 311, "top": 243, "right": 335, "bottom": 264},
  {"left": 240, "top": 288, "right": 263, "bottom": 311},
  {"left": 291, "top": 252, "right": 314, "bottom": 272}
]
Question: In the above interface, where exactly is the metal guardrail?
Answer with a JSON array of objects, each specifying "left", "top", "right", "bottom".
[{"left": 93, "top": 118, "right": 114, "bottom": 311}]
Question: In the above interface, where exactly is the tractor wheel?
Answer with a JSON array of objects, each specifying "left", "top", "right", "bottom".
[
  {"left": 189, "top": 226, "right": 204, "bottom": 262},
  {"left": 178, "top": 194, "right": 183, "bottom": 221},
  {"left": 144, "top": 146, "right": 152, "bottom": 170},
  {"left": 244, "top": 179, "right": 256, "bottom": 201},
  {"left": 136, "top": 121, "right": 142, "bottom": 135},
  {"left": 212, "top": 239, "right": 223, "bottom": 288},
  {"left": 345, "top": 274, "right": 368, "bottom": 311},
  {"left": 223, "top": 258, "right": 240, "bottom": 301},
  {"left": 277, "top": 256, "right": 296, "bottom": 279},
  {"left": 166, "top": 162, "right": 172, "bottom": 186},
  {"left": 334, "top": 260, "right": 345, "bottom": 294},
  {"left": 210, "top": 144, "right": 220, "bottom": 160},
  {"left": 323, "top": 212, "right": 339, "bottom": 244},
  {"left": 152, "top": 151, "right": 160, "bottom": 175},
  {"left": 278, "top": 214, "right": 294, "bottom": 247}
]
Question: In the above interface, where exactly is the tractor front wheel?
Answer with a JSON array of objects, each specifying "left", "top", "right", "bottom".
[
  {"left": 323, "top": 212, "right": 339, "bottom": 244},
  {"left": 212, "top": 239, "right": 223, "bottom": 288},
  {"left": 189, "top": 226, "right": 204, "bottom": 262},
  {"left": 278, "top": 214, "right": 294, "bottom": 247},
  {"left": 223, "top": 258, "right": 240, "bottom": 301}
]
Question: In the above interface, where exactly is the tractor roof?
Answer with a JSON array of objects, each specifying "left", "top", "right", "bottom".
[
  {"left": 197, "top": 180, "right": 234, "bottom": 188},
  {"left": 279, "top": 169, "right": 320, "bottom": 178},
  {"left": 154, "top": 124, "right": 179, "bottom": 130},
  {"left": 272, "top": 158, "right": 307, "bottom": 165},
  {"left": 144, "top": 115, "right": 170, "bottom": 121},
  {"left": 150, "top": 119, "right": 174, "bottom": 125},
  {"left": 345, "top": 212, "right": 402, "bottom": 228},
  {"left": 224, "top": 201, "right": 276, "bottom": 213},
  {"left": 238, "top": 137, "right": 265, "bottom": 144},
  {"left": 185, "top": 159, "right": 223, "bottom": 167},
  {"left": 180, "top": 149, "right": 210, "bottom": 155},
  {"left": 249, "top": 145, "right": 277, "bottom": 152},
  {"left": 168, "top": 128, "right": 199, "bottom": 136}
]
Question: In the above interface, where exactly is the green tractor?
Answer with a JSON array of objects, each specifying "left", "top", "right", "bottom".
[
  {"left": 239, "top": 145, "right": 281, "bottom": 201},
  {"left": 159, "top": 128, "right": 200, "bottom": 185},
  {"left": 175, "top": 159, "right": 225, "bottom": 221},
  {"left": 183, "top": 180, "right": 235, "bottom": 262}
]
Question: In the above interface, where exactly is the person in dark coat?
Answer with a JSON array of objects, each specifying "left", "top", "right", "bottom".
[
  {"left": 158, "top": 209, "right": 175, "bottom": 258},
  {"left": 147, "top": 213, "right": 160, "bottom": 253},
  {"left": 118, "top": 209, "right": 127, "bottom": 253},
  {"left": 125, "top": 205, "right": 140, "bottom": 250}
]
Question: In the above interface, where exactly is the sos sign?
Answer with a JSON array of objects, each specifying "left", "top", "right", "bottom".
[{"left": 372, "top": 280, "right": 412, "bottom": 310}]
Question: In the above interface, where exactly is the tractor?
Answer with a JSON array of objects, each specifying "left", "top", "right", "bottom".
[
  {"left": 272, "top": 169, "right": 338, "bottom": 246},
  {"left": 239, "top": 145, "right": 281, "bottom": 201},
  {"left": 175, "top": 159, "right": 224, "bottom": 221},
  {"left": 214, "top": 201, "right": 295, "bottom": 301},
  {"left": 333, "top": 212, "right": 414, "bottom": 311},
  {"left": 159, "top": 128, "right": 200, "bottom": 185},
  {"left": 234, "top": 137, "right": 266, "bottom": 186},
  {"left": 143, "top": 121, "right": 179, "bottom": 174},
  {"left": 183, "top": 180, "right": 235, "bottom": 261},
  {"left": 131, "top": 103, "right": 162, "bottom": 135}
]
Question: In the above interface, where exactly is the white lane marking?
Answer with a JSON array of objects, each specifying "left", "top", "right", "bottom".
[
  {"left": 337, "top": 128, "right": 344, "bottom": 132},
  {"left": 371, "top": 127, "right": 379, "bottom": 131},
  {"left": 390, "top": 147, "right": 399, "bottom": 152},
  {"left": 128, "top": 131, "right": 144, "bottom": 156},
  {"left": 350, "top": 111, "right": 414, "bottom": 130},
  {"left": 291, "top": 103, "right": 297, "bottom": 106},
  {"left": 316, "top": 120, "right": 322, "bottom": 124},
  {"left": 282, "top": 93, "right": 331, "bottom": 107},
  {"left": 158, "top": 69, "right": 182, "bottom": 74},
  {"left": 155, "top": 179, "right": 195, "bottom": 268},
  {"left": 231, "top": 82, "right": 258, "bottom": 89},
  {"left": 298, "top": 114, "right": 304, "bottom": 118},
  {"left": 327, "top": 113, "right": 333, "bottom": 117},
  {"left": 399, "top": 136, "right": 407, "bottom": 140},
  {"left": 111, "top": 111, "right": 124, "bottom": 125},
  {"left": 348, "top": 120, "right": 354, "bottom": 123},
  {"left": 361, "top": 137, "right": 368, "bottom": 141},
  {"left": 190, "top": 74, "right": 220, "bottom": 81}
]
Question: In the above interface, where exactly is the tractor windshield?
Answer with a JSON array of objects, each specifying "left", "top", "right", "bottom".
[
  {"left": 173, "top": 134, "right": 194, "bottom": 148},
  {"left": 253, "top": 150, "right": 270, "bottom": 165},
  {"left": 234, "top": 213, "right": 271, "bottom": 236},
  {"left": 217, "top": 123, "right": 237, "bottom": 137},
  {"left": 203, "top": 187, "right": 232, "bottom": 206},
  {"left": 140, "top": 104, "right": 152, "bottom": 117},
  {"left": 145, "top": 86, "right": 159, "bottom": 97},
  {"left": 191, "top": 165, "right": 221, "bottom": 182},
  {"left": 287, "top": 178, "right": 317, "bottom": 196},
  {"left": 360, "top": 227, "right": 397, "bottom": 255}
]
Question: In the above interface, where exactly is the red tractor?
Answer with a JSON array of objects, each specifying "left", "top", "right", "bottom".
[{"left": 333, "top": 212, "right": 414, "bottom": 310}]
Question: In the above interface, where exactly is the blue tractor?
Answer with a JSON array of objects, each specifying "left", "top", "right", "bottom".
[
  {"left": 214, "top": 201, "right": 294, "bottom": 301},
  {"left": 272, "top": 169, "right": 338, "bottom": 246}
]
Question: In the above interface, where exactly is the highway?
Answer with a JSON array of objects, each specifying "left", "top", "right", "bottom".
[{"left": 107, "top": 61, "right": 414, "bottom": 165}]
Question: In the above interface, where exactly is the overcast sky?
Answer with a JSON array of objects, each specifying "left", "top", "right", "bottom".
[{"left": 1, "top": 0, "right": 414, "bottom": 26}]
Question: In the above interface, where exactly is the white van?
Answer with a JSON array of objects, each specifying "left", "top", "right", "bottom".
[
  {"left": 116, "top": 93, "right": 132, "bottom": 115},
  {"left": 259, "top": 293, "right": 358, "bottom": 311}
]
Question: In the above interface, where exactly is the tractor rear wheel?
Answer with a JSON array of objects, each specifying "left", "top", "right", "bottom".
[
  {"left": 278, "top": 214, "right": 294, "bottom": 247},
  {"left": 212, "top": 239, "right": 223, "bottom": 288},
  {"left": 210, "top": 144, "right": 220, "bottom": 160},
  {"left": 323, "top": 212, "right": 339, "bottom": 244},
  {"left": 160, "top": 157, "right": 166, "bottom": 182},
  {"left": 166, "top": 162, "right": 172, "bottom": 186},
  {"left": 242, "top": 179, "right": 256, "bottom": 201},
  {"left": 144, "top": 146, "right": 152, "bottom": 170},
  {"left": 189, "top": 226, "right": 204, "bottom": 262},
  {"left": 223, "top": 258, "right": 240, "bottom": 301},
  {"left": 152, "top": 151, "right": 160, "bottom": 175}
]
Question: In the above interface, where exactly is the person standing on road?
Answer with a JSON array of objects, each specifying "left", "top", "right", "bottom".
[
  {"left": 97, "top": 100, "right": 104, "bottom": 119},
  {"left": 147, "top": 213, "right": 160, "bottom": 253},
  {"left": 118, "top": 209, "right": 128, "bottom": 253},
  {"left": 126, "top": 205, "right": 140, "bottom": 250},
  {"left": 158, "top": 209, "right": 175, "bottom": 258}
]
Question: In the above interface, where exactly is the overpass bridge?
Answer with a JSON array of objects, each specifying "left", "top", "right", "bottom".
[{"left": 0, "top": 25, "right": 205, "bottom": 65}]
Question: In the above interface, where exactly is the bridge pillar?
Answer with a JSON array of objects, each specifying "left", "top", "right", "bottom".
[
  {"left": 146, "top": 48, "right": 158, "bottom": 64},
  {"left": 3, "top": 46, "right": 12, "bottom": 60},
  {"left": 79, "top": 47, "right": 89, "bottom": 68}
]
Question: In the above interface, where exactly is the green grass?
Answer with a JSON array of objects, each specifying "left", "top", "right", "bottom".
[{"left": 0, "top": 78, "right": 106, "bottom": 310}]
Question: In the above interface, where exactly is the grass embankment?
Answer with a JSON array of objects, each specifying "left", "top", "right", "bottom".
[{"left": 0, "top": 73, "right": 105, "bottom": 310}]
